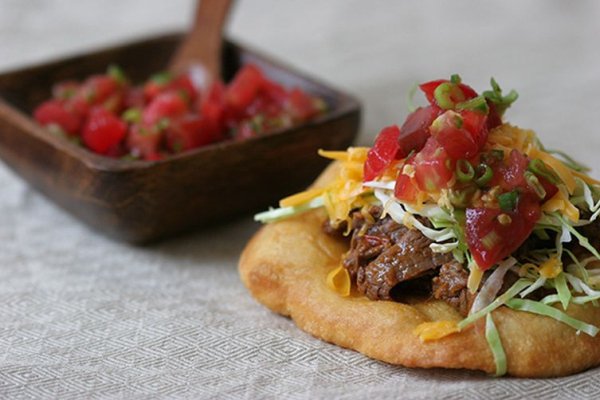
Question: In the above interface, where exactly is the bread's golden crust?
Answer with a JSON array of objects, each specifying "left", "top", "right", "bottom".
[{"left": 239, "top": 163, "right": 600, "bottom": 377}]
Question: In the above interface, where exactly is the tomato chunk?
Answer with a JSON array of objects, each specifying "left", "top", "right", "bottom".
[
  {"left": 419, "top": 79, "right": 478, "bottom": 107},
  {"left": 413, "top": 138, "right": 454, "bottom": 192},
  {"left": 142, "top": 91, "right": 188, "bottom": 126},
  {"left": 466, "top": 194, "right": 541, "bottom": 270},
  {"left": 394, "top": 171, "right": 419, "bottom": 203},
  {"left": 34, "top": 100, "right": 82, "bottom": 135},
  {"left": 226, "top": 64, "right": 264, "bottom": 113},
  {"left": 127, "top": 124, "right": 163, "bottom": 160},
  {"left": 82, "top": 108, "right": 127, "bottom": 155},
  {"left": 397, "top": 106, "right": 441, "bottom": 157},
  {"left": 430, "top": 111, "right": 478, "bottom": 160},
  {"left": 363, "top": 125, "right": 402, "bottom": 181}
]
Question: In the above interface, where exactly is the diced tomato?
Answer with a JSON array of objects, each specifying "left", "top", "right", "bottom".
[
  {"left": 226, "top": 64, "right": 264, "bottom": 113},
  {"left": 262, "top": 79, "right": 287, "bottom": 105},
  {"left": 35, "top": 64, "right": 325, "bottom": 158},
  {"left": 363, "top": 125, "right": 402, "bottom": 182},
  {"left": 165, "top": 114, "right": 214, "bottom": 152},
  {"left": 124, "top": 87, "right": 146, "bottom": 109},
  {"left": 413, "top": 138, "right": 454, "bottom": 192},
  {"left": 199, "top": 82, "right": 227, "bottom": 141},
  {"left": 466, "top": 194, "right": 541, "bottom": 270},
  {"left": 394, "top": 172, "right": 419, "bottom": 202},
  {"left": 127, "top": 124, "right": 163, "bottom": 160},
  {"left": 170, "top": 74, "right": 198, "bottom": 103},
  {"left": 397, "top": 106, "right": 442, "bottom": 157},
  {"left": 430, "top": 111, "right": 478, "bottom": 160},
  {"left": 494, "top": 149, "right": 528, "bottom": 191},
  {"left": 461, "top": 110, "right": 489, "bottom": 149},
  {"left": 82, "top": 107, "right": 127, "bottom": 155},
  {"left": 419, "top": 79, "right": 478, "bottom": 107},
  {"left": 78, "top": 75, "right": 122, "bottom": 105},
  {"left": 142, "top": 91, "right": 188, "bottom": 126},
  {"left": 34, "top": 99, "right": 82, "bottom": 135},
  {"left": 286, "top": 88, "right": 317, "bottom": 120}
]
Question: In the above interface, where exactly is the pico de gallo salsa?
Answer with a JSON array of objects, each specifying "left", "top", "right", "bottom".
[
  {"left": 255, "top": 75, "right": 600, "bottom": 375},
  {"left": 34, "top": 64, "right": 326, "bottom": 160}
]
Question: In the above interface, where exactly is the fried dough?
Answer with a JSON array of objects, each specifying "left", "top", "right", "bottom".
[{"left": 239, "top": 163, "right": 600, "bottom": 377}]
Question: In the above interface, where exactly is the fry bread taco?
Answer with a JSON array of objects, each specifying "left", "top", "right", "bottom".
[{"left": 239, "top": 75, "right": 600, "bottom": 377}]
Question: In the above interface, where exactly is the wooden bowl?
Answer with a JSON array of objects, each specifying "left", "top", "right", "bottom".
[{"left": 0, "top": 33, "right": 360, "bottom": 243}]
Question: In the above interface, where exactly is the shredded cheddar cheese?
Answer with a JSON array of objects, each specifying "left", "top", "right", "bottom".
[
  {"left": 326, "top": 265, "right": 351, "bottom": 296},
  {"left": 467, "top": 266, "right": 484, "bottom": 294},
  {"left": 542, "top": 190, "right": 580, "bottom": 223},
  {"left": 413, "top": 321, "right": 460, "bottom": 342},
  {"left": 280, "top": 188, "right": 325, "bottom": 208},
  {"left": 539, "top": 256, "right": 563, "bottom": 279}
]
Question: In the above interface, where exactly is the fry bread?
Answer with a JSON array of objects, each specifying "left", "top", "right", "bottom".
[{"left": 239, "top": 163, "right": 600, "bottom": 377}]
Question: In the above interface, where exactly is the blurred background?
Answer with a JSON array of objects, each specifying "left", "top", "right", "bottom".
[{"left": 1, "top": 0, "right": 599, "bottom": 159}]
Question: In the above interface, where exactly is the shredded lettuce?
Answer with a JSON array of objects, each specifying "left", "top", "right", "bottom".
[
  {"left": 553, "top": 272, "right": 572, "bottom": 310},
  {"left": 542, "top": 293, "right": 600, "bottom": 305},
  {"left": 471, "top": 258, "right": 516, "bottom": 314},
  {"left": 557, "top": 214, "right": 600, "bottom": 259},
  {"left": 254, "top": 196, "right": 324, "bottom": 223},
  {"left": 506, "top": 298, "right": 599, "bottom": 336},
  {"left": 485, "top": 313, "right": 507, "bottom": 376},
  {"left": 519, "top": 276, "right": 546, "bottom": 298},
  {"left": 459, "top": 279, "right": 532, "bottom": 329}
]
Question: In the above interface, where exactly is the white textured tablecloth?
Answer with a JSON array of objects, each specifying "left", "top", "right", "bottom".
[{"left": 1, "top": 1, "right": 600, "bottom": 398}]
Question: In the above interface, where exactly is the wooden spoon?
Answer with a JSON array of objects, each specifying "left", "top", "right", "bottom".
[{"left": 169, "top": 0, "right": 234, "bottom": 88}]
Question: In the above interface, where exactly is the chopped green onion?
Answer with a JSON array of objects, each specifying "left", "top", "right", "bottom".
[
  {"left": 122, "top": 108, "right": 142, "bottom": 124},
  {"left": 491, "top": 149, "right": 505, "bottom": 160},
  {"left": 482, "top": 77, "right": 518, "bottom": 117},
  {"left": 434, "top": 82, "right": 464, "bottom": 110},
  {"left": 254, "top": 196, "right": 325, "bottom": 223},
  {"left": 456, "top": 95, "right": 489, "bottom": 114},
  {"left": 450, "top": 74, "right": 462, "bottom": 84},
  {"left": 47, "top": 123, "right": 67, "bottom": 138},
  {"left": 528, "top": 159, "right": 560, "bottom": 185},
  {"left": 151, "top": 71, "right": 173, "bottom": 85},
  {"left": 505, "top": 298, "right": 599, "bottom": 336},
  {"left": 456, "top": 159, "right": 475, "bottom": 182},
  {"left": 474, "top": 164, "right": 493, "bottom": 186},
  {"left": 485, "top": 313, "right": 507, "bottom": 376},
  {"left": 482, "top": 231, "right": 501, "bottom": 250},
  {"left": 156, "top": 117, "right": 171, "bottom": 131},
  {"left": 524, "top": 171, "right": 546, "bottom": 199},
  {"left": 554, "top": 272, "right": 572, "bottom": 310},
  {"left": 497, "top": 190, "right": 519, "bottom": 211},
  {"left": 458, "top": 279, "right": 532, "bottom": 329},
  {"left": 107, "top": 64, "right": 127, "bottom": 85}
]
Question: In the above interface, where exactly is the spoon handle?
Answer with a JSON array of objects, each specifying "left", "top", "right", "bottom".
[{"left": 169, "top": 0, "right": 234, "bottom": 82}]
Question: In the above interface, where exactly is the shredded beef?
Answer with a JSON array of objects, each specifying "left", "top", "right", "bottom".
[
  {"left": 340, "top": 206, "right": 452, "bottom": 301},
  {"left": 432, "top": 261, "right": 474, "bottom": 316}
]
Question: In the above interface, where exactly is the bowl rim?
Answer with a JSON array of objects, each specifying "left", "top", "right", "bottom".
[{"left": 0, "top": 31, "right": 361, "bottom": 173}]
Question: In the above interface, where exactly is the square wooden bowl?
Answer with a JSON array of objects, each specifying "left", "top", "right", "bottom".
[{"left": 0, "top": 33, "right": 360, "bottom": 243}]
